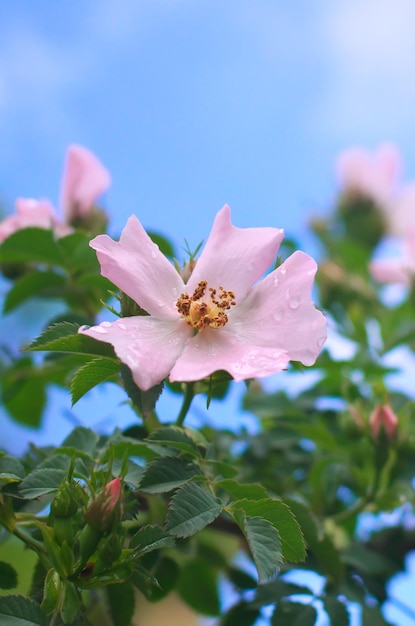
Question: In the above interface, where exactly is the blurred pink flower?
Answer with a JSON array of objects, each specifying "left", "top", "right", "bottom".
[
  {"left": 369, "top": 404, "right": 398, "bottom": 440},
  {"left": 0, "top": 145, "right": 110, "bottom": 243},
  {"left": 370, "top": 230, "right": 415, "bottom": 285},
  {"left": 80, "top": 205, "right": 327, "bottom": 390},
  {"left": 336, "top": 144, "right": 401, "bottom": 207}
]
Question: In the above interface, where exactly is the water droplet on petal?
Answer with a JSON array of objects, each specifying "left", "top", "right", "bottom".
[
  {"left": 151, "top": 249, "right": 157, "bottom": 258},
  {"left": 273, "top": 310, "right": 283, "bottom": 322},
  {"left": 117, "top": 323, "right": 127, "bottom": 330},
  {"left": 79, "top": 325, "right": 89, "bottom": 331},
  {"left": 317, "top": 336, "right": 326, "bottom": 348},
  {"left": 288, "top": 296, "right": 301, "bottom": 310},
  {"left": 93, "top": 326, "right": 108, "bottom": 334},
  {"left": 280, "top": 267, "right": 286, "bottom": 275},
  {"left": 273, "top": 276, "right": 279, "bottom": 286},
  {"left": 101, "top": 321, "right": 112, "bottom": 328}
]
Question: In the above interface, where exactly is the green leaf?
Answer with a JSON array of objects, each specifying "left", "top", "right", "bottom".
[
  {"left": 19, "top": 469, "right": 66, "bottom": 499},
  {"left": 271, "top": 601, "right": 317, "bottom": 626},
  {"left": 0, "top": 562, "right": 18, "bottom": 590},
  {"left": 1, "top": 357, "right": 47, "bottom": 427},
  {"left": 60, "top": 580, "right": 79, "bottom": 623},
  {"left": 107, "top": 582, "right": 135, "bottom": 626},
  {"left": 0, "top": 227, "right": 64, "bottom": 265},
  {"left": 228, "top": 499, "right": 306, "bottom": 562},
  {"left": 70, "top": 357, "right": 119, "bottom": 405},
  {"left": 221, "top": 602, "right": 260, "bottom": 626},
  {"left": 253, "top": 579, "right": 314, "bottom": 607},
  {"left": 146, "top": 426, "right": 201, "bottom": 457},
  {"left": 177, "top": 557, "right": 220, "bottom": 616},
  {"left": 324, "top": 595, "right": 350, "bottom": 625},
  {"left": 237, "top": 515, "right": 283, "bottom": 582},
  {"left": 132, "top": 558, "right": 179, "bottom": 602},
  {"left": 59, "top": 426, "right": 99, "bottom": 457},
  {"left": 120, "top": 364, "right": 163, "bottom": 418},
  {"left": 139, "top": 457, "right": 203, "bottom": 494},
  {"left": 130, "top": 525, "right": 176, "bottom": 555},
  {"left": 57, "top": 231, "right": 99, "bottom": 271},
  {"left": 3, "top": 270, "right": 66, "bottom": 313},
  {"left": 147, "top": 231, "right": 176, "bottom": 258},
  {"left": 0, "top": 594, "right": 47, "bottom": 625},
  {"left": 25, "top": 322, "right": 117, "bottom": 359},
  {"left": 216, "top": 479, "right": 268, "bottom": 501},
  {"left": 166, "top": 482, "right": 223, "bottom": 537},
  {"left": 0, "top": 456, "right": 25, "bottom": 485},
  {"left": 361, "top": 604, "right": 393, "bottom": 625}
]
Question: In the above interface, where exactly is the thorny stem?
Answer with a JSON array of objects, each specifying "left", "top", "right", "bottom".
[{"left": 175, "top": 382, "right": 195, "bottom": 427}]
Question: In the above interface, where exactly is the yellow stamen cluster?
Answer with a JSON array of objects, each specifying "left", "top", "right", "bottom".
[{"left": 176, "top": 280, "right": 236, "bottom": 330}]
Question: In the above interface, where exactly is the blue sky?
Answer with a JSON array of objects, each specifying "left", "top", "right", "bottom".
[{"left": 2, "top": 2, "right": 415, "bottom": 623}]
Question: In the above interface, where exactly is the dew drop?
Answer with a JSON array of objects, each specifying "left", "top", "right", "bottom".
[
  {"left": 288, "top": 296, "right": 301, "bottom": 310},
  {"left": 101, "top": 321, "right": 112, "bottom": 328},
  {"left": 317, "top": 336, "right": 326, "bottom": 348},
  {"left": 79, "top": 324, "right": 89, "bottom": 331},
  {"left": 273, "top": 310, "right": 283, "bottom": 322},
  {"left": 150, "top": 249, "right": 157, "bottom": 258},
  {"left": 93, "top": 326, "right": 108, "bottom": 334},
  {"left": 117, "top": 323, "right": 127, "bottom": 330},
  {"left": 280, "top": 267, "right": 286, "bottom": 275},
  {"left": 273, "top": 276, "right": 279, "bottom": 287}
]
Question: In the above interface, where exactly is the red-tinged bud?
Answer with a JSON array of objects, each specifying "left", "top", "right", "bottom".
[
  {"left": 369, "top": 404, "right": 398, "bottom": 441},
  {"left": 84, "top": 478, "right": 124, "bottom": 532}
]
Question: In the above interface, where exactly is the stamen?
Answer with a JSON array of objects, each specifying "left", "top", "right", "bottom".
[{"left": 176, "top": 280, "right": 236, "bottom": 330}]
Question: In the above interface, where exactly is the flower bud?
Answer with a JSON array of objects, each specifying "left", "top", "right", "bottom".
[
  {"left": 369, "top": 404, "right": 398, "bottom": 441},
  {"left": 84, "top": 478, "right": 124, "bottom": 532}
]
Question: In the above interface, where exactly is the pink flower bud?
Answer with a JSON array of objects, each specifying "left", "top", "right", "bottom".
[
  {"left": 85, "top": 477, "right": 124, "bottom": 532},
  {"left": 369, "top": 404, "right": 398, "bottom": 441}
]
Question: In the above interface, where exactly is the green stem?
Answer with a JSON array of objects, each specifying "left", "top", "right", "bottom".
[{"left": 175, "top": 383, "right": 195, "bottom": 427}]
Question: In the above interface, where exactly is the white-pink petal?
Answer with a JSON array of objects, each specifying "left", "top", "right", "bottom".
[
  {"left": 187, "top": 205, "right": 284, "bottom": 301},
  {"left": 80, "top": 316, "right": 192, "bottom": 391},
  {"left": 60, "top": 145, "right": 111, "bottom": 221},
  {"left": 227, "top": 251, "right": 327, "bottom": 366},
  {"left": 170, "top": 328, "right": 290, "bottom": 383},
  {"left": 90, "top": 216, "right": 185, "bottom": 320},
  {"left": 336, "top": 144, "right": 401, "bottom": 204}
]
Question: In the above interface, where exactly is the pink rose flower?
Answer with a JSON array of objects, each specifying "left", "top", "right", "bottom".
[
  {"left": 336, "top": 144, "right": 401, "bottom": 206},
  {"left": 0, "top": 145, "right": 110, "bottom": 243},
  {"left": 370, "top": 230, "right": 415, "bottom": 285},
  {"left": 369, "top": 404, "right": 398, "bottom": 440},
  {"left": 80, "top": 205, "right": 327, "bottom": 390}
]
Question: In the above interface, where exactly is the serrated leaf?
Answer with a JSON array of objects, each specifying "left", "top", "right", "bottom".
[
  {"left": 130, "top": 525, "right": 176, "bottom": 555},
  {"left": 59, "top": 426, "right": 99, "bottom": 457},
  {"left": 70, "top": 357, "right": 119, "bottom": 405},
  {"left": 146, "top": 426, "right": 201, "bottom": 457},
  {"left": 57, "top": 231, "right": 98, "bottom": 271},
  {"left": 139, "top": 457, "right": 202, "bottom": 494},
  {"left": 3, "top": 270, "right": 66, "bottom": 313},
  {"left": 324, "top": 595, "right": 350, "bottom": 625},
  {"left": 0, "top": 562, "right": 18, "bottom": 590},
  {"left": 107, "top": 582, "right": 135, "bottom": 626},
  {"left": 271, "top": 601, "right": 317, "bottom": 626},
  {"left": 0, "top": 227, "right": 63, "bottom": 265},
  {"left": 25, "top": 322, "right": 117, "bottom": 359},
  {"left": 216, "top": 479, "right": 268, "bottom": 501},
  {"left": 0, "top": 594, "right": 47, "bottom": 625},
  {"left": 238, "top": 515, "right": 283, "bottom": 582},
  {"left": 19, "top": 469, "right": 66, "bottom": 499},
  {"left": 0, "top": 456, "right": 25, "bottom": 484},
  {"left": 120, "top": 364, "right": 163, "bottom": 418},
  {"left": 166, "top": 482, "right": 222, "bottom": 537},
  {"left": 228, "top": 499, "right": 306, "bottom": 562}
]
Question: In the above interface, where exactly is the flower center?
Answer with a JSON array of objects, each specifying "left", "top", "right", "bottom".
[{"left": 176, "top": 280, "right": 236, "bottom": 330}]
